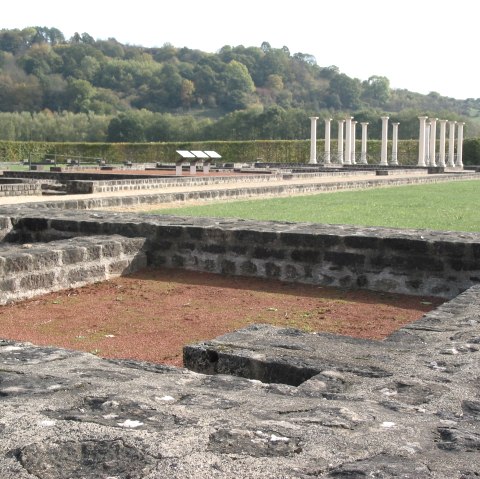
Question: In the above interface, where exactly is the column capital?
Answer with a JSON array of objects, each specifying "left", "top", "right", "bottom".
[
  {"left": 360, "top": 122, "right": 369, "bottom": 126},
  {"left": 418, "top": 116, "right": 428, "bottom": 120},
  {"left": 309, "top": 116, "right": 319, "bottom": 120},
  {"left": 392, "top": 122, "right": 400, "bottom": 126},
  {"left": 381, "top": 116, "right": 390, "bottom": 120}
]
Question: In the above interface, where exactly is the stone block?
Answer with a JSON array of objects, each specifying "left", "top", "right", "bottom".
[
  {"left": 158, "top": 226, "right": 184, "bottom": 239},
  {"left": 284, "top": 264, "right": 299, "bottom": 280},
  {"left": 107, "top": 254, "right": 147, "bottom": 275},
  {"left": 19, "top": 271, "right": 56, "bottom": 290},
  {"left": 32, "top": 249, "right": 62, "bottom": 270},
  {"left": 344, "top": 236, "right": 380, "bottom": 249},
  {"left": 203, "top": 259, "right": 217, "bottom": 272},
  {"left": 82, "top": 243, "right": 102, "bottom": 261},
  {"left": 324, "top": 251, "right": 365, "bottom": 267},
  {"left": 432, "top": 240, "right": 466, "bottom": 258},
  {"left": 67, "top": 265, "right": 106, "bottom": 284},
  {"left": 253, "top": 247, "right": 285, "bottom": 260},
  {"left": 382, "top": 237, "right": 429, "bottom": 254},
  {"left": 265, "top": 262, "right": 281, "bottom": 278},
  {"left": 172, "top": 254, "right": 185, "bottom": 267},
  {"left": 221, "top": 259, "right": 236, "bottom": 275},
  {"left": 202, "top": 243, "right": 226, "bottom": 254},
  {"left": 185, "top": 226, "right": 204, "bottom": 240},
  {"left": 231, "top": 245, "right": 248, "bottom": 255},
  {"left": 240, "top": 260, "right": 257, "bottom": 275},
  {"left": 17, "top": 217, "right": 49, "bottom": 232},
  {"left": 290, "top": 249, "right": 320, "bottom": 263},
  {"left": 234, "top": 229, "right": 277, "bottom": 244},
  {"left": 101, "top": 241, "right": 122, "bottom": 258},
  {"left": 119, "top": 237, "right": 146, "bottom": 255},
  {"left": 0, "top": 277, "right": 17, "bottom": 293},
  {"left": 4, "top": 253, "right": 33, "bottom": 274},
  {"left": 49, "top": 219, "right": 80, "bottom": 234},
  {"left": 61, "top": 247, "right": 86, "bottom": 265}
]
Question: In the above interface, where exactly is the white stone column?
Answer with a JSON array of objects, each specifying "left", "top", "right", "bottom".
[
  {"left": 344, "top": 116, "right": 353, "bottom": 165},
  {"left": 391, "top": 122, "right": 399, "bottom": 165},
  {"left": 438, "top": 120, "right": 447, "bottom": 167},
  {"left": 309, "top": 116, "right": 318, "bottom": 164},
  {"left": 428, "top": 118, "right": 438, "bottom": 166},
  {"left": 360, "top": 122, "right": 369, "bottom": 164},
  {"left": 417, "top": 116, "right": 428, "bottom": 167},
  {"left": 324, "top": 118, "right": 332, "bottom": 165},
  {"left": 380, "top": 116, "right": 389, "bottom": 165},
  {"left": 447, "top": 120, "right": 456, "bottom": 167},
  {"left": 456, "top": 122, "right": 465, "bottom": 167},
  {"left": 425, "top": 122, "right": 431, "bottom": 166},
  {"left": 337, "top": 120, "right": 344, "bottom": 164},
  {"left": 351, "top": 120, "right": 357, "bottom": 164}
]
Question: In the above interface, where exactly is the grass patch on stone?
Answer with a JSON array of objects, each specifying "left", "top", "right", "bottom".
[{"left": 153, "top": 180, "right": 480, "bottom": 232}]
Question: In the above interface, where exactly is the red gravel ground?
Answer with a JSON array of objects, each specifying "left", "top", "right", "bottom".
[{"left": 0, "top": 268, "right": 443, "bottom": 367}]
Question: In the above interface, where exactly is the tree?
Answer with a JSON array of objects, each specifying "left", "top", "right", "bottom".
[
  {"left": 363, "top": 75, "right": 390, "bottom": 105},
  {"left": 65, "top": 78, "right": 95, "bottom": 112},
  {"left": 329, "top": 73, "right": 362, "bottom": 109},
  {"left": 107, "top": 111, "right": 149, "bottom": 142},
  {"left": 180, "top": 79, "right": 195, "bottom": 108},
  {"left": 220, "top": 60, "right": 256, "bottom": 111}
]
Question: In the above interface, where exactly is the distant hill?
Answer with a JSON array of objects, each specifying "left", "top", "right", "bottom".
[{"left": 1, "top": 26, "right": 479, "bottom": 142}]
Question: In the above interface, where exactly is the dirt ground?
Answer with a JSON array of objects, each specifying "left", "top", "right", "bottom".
[{"left": 0, "top": 268, "right": 443, "bottom": 367}]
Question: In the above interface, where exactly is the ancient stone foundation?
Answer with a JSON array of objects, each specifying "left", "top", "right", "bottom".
[
  {"left": 0, "top": 205, "right": 479, "bottom": 477},
  {"left": 2, "top": 207, "right": 480, "bottom": 300}
]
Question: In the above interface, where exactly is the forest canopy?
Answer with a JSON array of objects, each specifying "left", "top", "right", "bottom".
[{"left": 1, "top": 26, "right": 479, "bottom": 142}]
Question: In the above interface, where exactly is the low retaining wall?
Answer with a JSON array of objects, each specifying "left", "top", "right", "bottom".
[
  {"left": 0, "top": 235, "right": 147, "bottom": 304},
  {"left": 3, "top": 208, "right": 480, "bottom": 299},
  {"left": 11, "top": 172, "right": 480, "bottom": 211},
  {"left": 0, "top": 182, "right": 41, "bottom": 196}
]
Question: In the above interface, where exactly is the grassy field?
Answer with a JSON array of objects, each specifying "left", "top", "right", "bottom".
[{"left": 152, "top": 180, "right": 480, "bottom": 232}]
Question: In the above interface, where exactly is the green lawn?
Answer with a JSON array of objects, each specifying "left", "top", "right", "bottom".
[{"left": 151, "top": 180, "right": 480, "bottom": 232}]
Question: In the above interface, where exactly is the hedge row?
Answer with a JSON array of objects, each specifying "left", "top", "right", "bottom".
[{"left": 0, "top": 139, "right": 478, "bottom": 165}]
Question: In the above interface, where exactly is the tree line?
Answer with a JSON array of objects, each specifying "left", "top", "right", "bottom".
[
  {"left": 0, "top": 107, "right": 476, "bottom": 144},
  {"left": 0, "top": 26, "right": 479, "bottom": 142}
]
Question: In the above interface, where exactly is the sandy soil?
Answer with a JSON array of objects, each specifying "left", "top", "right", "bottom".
[{"left": 0, "top": 268, "right": 443, "bottom": 367}]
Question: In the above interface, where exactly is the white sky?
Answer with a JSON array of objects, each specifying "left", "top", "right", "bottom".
[{"left": 2, "top": 0, "right": 478, "bottom": 100}]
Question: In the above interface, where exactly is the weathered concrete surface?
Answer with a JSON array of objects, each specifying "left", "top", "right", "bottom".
[{"left": 0, "top": 286, "right": 479, "bottom": 477}]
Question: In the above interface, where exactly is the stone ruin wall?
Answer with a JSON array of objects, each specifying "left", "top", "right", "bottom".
[{"left": 2, "top": 208, "right": 480, "bottom": 303}]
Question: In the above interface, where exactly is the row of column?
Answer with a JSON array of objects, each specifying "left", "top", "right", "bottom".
[
  {"left": 417, "top": 117, "right": 464, "bottom": 168},
  {"left": 310, "top": 116, "right": 395, "bottom": 165},
  {"left": 310, "top": 116, "right": 465, "bottom": 167}
]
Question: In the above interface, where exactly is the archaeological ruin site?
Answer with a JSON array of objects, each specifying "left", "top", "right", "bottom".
[{"left": 0, "top": 116, "right": 479, "bottom": 478}]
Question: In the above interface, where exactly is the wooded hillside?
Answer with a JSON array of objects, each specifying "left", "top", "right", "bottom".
[{"left": 1, "top": 26, "right": 479, "bottom": 142}]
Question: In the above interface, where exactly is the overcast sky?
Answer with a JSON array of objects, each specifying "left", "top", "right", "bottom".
[{"left": 2, "top": 0, "right": 478, "bottom": 100}]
